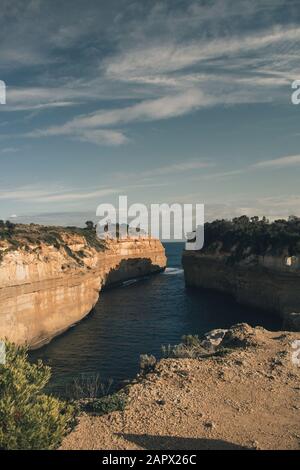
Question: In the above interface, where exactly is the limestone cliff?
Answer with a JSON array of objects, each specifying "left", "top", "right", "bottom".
[
  {"left": 0, "top": 225, "right": 166, "bottom": 348},
  {"left": 182, "top": 250, "right": 300, "bottom": 330}
]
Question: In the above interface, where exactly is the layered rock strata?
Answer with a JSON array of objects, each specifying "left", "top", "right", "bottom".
[
  {"left": 182, "top": 250, "right": 300, "bottom": 330},
  {"left": 0, "top": 233, "right": 166, "bottom": 348}
]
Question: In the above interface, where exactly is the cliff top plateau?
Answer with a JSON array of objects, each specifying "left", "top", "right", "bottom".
[{"left": 62, "top": 323, "right": 300, "bottom": 450}]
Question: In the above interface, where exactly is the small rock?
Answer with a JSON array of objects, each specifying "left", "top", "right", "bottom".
[
  {"left": 251, "top": 440, "right": 260, "bottom": 450},
  {"left": 234, "top": 359, "right": 245, "bottom": 366},
  {"left": 204, "top": 421, "right": 215, "bottom": 429},
  {"left": 156, "top": 399, "right": 166, "bottom": 406},
  {"left": 203, "top": 329, "right": 228, "bottom": 350}
]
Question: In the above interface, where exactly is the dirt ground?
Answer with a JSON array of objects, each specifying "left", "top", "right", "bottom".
[{"left": 61, "top": 324, "right": 300, "bottom": 450}]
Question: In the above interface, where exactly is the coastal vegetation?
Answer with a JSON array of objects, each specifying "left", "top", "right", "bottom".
[
  {"left": 0, "top": 343, "right": 76, "bottom": 450},
  {"left": 0, "top": 343, "right": 128, "bottom": 449},
  {"left": 0, "top": 222, "right": 106, "bottom": 264},
  {"left": 202, "top": 215, "right": 300, "bottom": 261},
  {"left": 161, "top": 335, "right": 208, "bottom": 359},
  {"left": 66, "top": 373, "right": 127, "bottom": 416},
  {"left": 0, "top": 221, "right": 104, "bottom": 248}
]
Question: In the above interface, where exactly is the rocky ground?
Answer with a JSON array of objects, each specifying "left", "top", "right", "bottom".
[{"left": 61, "top": 324, "right": 300, "bottom": 450}]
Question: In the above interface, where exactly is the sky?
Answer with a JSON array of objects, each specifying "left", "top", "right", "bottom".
[{"left": 0, "top": 0, "right": 300, "bottom": 225}]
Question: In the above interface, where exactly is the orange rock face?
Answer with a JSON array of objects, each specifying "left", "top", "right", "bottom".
[{"left": 0, "top": 235, "right": 166, "bottom": 348}]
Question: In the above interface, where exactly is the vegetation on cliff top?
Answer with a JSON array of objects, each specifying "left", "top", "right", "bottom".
[
  {"left": 0, "top": 221, "right": 106, "bottom": 264},
  {"left": 202, "top": 215, "right": 300, "bottom": 261}
]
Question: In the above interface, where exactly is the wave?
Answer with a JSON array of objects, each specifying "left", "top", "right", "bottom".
[
  {"left": 121, "top": 277, "right": 148, "bottom": 287},
  {"left": 163, "top": 267, "right": 184, "bottom": 276}
]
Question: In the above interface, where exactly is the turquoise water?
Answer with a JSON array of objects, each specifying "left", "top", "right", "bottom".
[{"left": 30, "top": 243, "right": 282, "bottom": 396}]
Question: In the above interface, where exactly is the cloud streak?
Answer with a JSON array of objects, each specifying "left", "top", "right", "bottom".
[
  {"left": 24, "top": 89, "right": 213, "bottom": 145},
  {"left": 253, "top": 154, "right": 300, "bottom": 168},
  {"left": 105, "top": 26, "right": 300, "bottom": 79}
]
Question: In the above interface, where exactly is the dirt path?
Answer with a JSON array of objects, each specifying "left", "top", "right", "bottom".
[{"left": 61, "top": 325, "right": 300, "bottom": 450}]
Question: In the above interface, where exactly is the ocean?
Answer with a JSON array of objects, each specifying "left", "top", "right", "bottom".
[{"left": 30, "top": 243, "right": 282, "bottom": 396}]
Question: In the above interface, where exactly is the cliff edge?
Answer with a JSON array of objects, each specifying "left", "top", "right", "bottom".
[
  {"left": 182, "top": 217, "right": 300, "bottom": 330},
  {"left": 182, "top": 250, "right": 300, "bottom": 330},
  {"left": 0, "top": 224, "right": 166, "bottom": 347},
  {"left": 61, "top": 324, "right": 300, "bottom": 450}
]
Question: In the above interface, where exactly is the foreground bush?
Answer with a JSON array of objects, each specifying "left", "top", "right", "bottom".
[{"left": 0, "top": 343, "right": 76, "bottom": 450}]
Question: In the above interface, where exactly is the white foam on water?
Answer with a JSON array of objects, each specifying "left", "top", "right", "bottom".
[
  {"left": 163, "top": 267, "right": 184, "bottom": 275},
  {"left": 122, "top": 278, "right": 141, "bottom": 287}
]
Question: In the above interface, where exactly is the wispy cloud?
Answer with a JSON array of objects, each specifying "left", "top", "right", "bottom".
[
  {"left": 105, "top": 26, "right": 300, "bottom": 79},
  {"left": 113, "top": 160, "right": 214, "bottom": 180},
  {"left": 253, "top": 154, "right": 300, "bottom": 168},
  {"left": 2, "top": 1, "right": 300, "bottom": 146},
  {"left": 201, "top": 169, "right": 245, "bottom": 180},
  {"left": 24, "top": 89, "right": 213, "bottom": 145},
  {"left": 0, "top": 147, "right": 19, "bottom": 154},
  {"left": 0, "top": 179, "right": 172, "bottom": 203},
  {"left": 75, "top": 129, "right": 129, "bottom": 146},
  {"left": 0, "top": 184, "right": 118, "bottom": 202},
  {"left": 201, "top": 154, "right": 300, "bottom": 179}
]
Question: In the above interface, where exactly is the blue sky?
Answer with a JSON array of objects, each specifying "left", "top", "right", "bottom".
[{"left": 0, "top": 0, "right": 300, "bottom": 224}]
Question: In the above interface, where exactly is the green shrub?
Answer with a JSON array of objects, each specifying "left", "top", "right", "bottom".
[
  {"left": 162, "top": 335, "right": 207, "bottom": 359},
  {"left": 139, "top": 354, "right": 157, "bottom": 374},
  {"left": 0, "top": 343, "right": 77, "bottom": 450},
  {"left": 181, "top": 334, "right": 202, "bottom": 348},
  {"left": 82, "top": 393, "right": 127, "bottom": 415}
]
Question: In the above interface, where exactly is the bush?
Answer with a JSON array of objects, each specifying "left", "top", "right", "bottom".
[
  {"left": 82, "top": 393, "right": 127, "bottom": 415},
  {"left": 139, "top": 354, "right": 157, "bottom": 374},
  {"left": 181, "top": 334, "right": 202, "bottom": 348},
  {"left": 162, "top": 335, "right": 207, "bottom": 359},
  {"left": 66, "top": 373, "right": 113, "bottom": 401},
  {"left": 0, "top": 343, "right": 77, "bottom": 450}
]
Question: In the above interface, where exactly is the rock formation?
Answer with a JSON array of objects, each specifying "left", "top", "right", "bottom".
[
  {"left": 61, "top": 323, "right": 300, "bottom": 450},
  {"left": 0, "top": 226, "right": 166, "bottom": 348},
  {"left": 182, "top": 250, "right": 300, "bottom": 330}
]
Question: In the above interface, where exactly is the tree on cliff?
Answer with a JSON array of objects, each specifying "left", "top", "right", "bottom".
[
  {"left": 203, "top": 215, "right": 300, "bottom": 258},
  {"left": 85, "top": 221, "right": 95, "bottom": 230},
  {"left": 0, "top": 343, "right": 76, "bottom": 450}
]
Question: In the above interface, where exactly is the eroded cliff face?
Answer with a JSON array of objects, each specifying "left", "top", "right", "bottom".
[
  {"left": 182, "top": 251, "right": 300, "bottom": 330},
  {"left": 0, "top": 231, "right": 166, "bottom": 348}
]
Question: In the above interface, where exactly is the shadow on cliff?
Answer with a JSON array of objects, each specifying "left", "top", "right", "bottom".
[
  {"left": 116, "top": 433, "right": 250, "bottom": 450},
  {"left": 103, "top": 258, "right": 165, "bottom": 290}
]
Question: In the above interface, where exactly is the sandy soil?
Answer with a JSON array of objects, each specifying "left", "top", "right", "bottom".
[{"left": 61, "top": 324, "right": 300, "bottom": 450}]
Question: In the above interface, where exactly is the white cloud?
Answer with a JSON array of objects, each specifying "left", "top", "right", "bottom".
[
  {"left": 253, "top": 154, "right": 300, "bottom": 168},
  {"left": 0, "top": 184, "right": 118, "bottom": 203},
  {"left": 2, "top": 1, "right": 300, "bottom": 151},
  {"left": 0, "top": 180, "right": 171, "bottom": 204},
  {"left": 104, "top": 26, "right": 300, "bottom": 79},
  {"left": 41, "top": 89, "right": 210, "bottom": 131},
  {"left": 25, "top": 89, "right": 214, "bottom": 145},
  {"left": 75, "top": 129, "right": 129, "bottom": 146}
]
